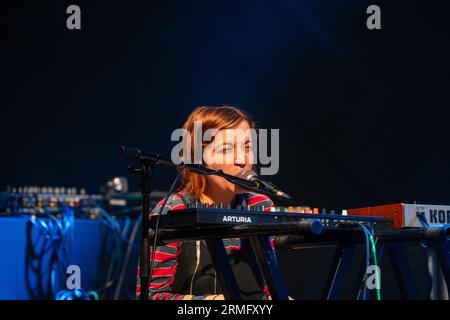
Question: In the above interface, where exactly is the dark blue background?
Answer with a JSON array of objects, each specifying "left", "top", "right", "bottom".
[
  {"left": 2, "top": 0, "right": 450, "bottom": 211},
  {"left": 2, "top": 0, "right": 450, "bottom": 300}
]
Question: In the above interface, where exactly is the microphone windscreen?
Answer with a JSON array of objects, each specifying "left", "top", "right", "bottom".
[{"left": 237, "top": 169, "right": 257, "bottom": 181}]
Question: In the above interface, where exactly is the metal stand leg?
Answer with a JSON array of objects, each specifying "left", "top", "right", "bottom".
[
  {"left": 248, "top": 236, "right": 289, "bottom": 300},
  {"left": 322, "top": 241, "right": 354, "bottom": 300},
  {"left": 205, "top": 239, "right": 242, "bottom": 300},
  {"left": 431, "top": 239, "right": 450, "bottom": 298},
  {"left": 205, "top": 236, "right": 289, "bottom": 300},
  {"left": 386, "top": 242, "right": 418, "bottom": 299}
]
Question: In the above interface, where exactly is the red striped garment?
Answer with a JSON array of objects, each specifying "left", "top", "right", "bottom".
[{"left": 136, "top": 191, "right": 275, "bottom": 300}]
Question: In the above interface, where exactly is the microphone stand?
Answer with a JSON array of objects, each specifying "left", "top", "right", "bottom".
[
  {"left": 117, "top": 145, "right": 176, "bottom": 300},
  {"left": 117, "top": 145, "right": 292, "bottom": 300},
  {"left": 184, "top": 164, "right": 292, "bottom": 202}
]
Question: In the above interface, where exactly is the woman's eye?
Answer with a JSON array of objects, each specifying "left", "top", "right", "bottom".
[{"left": 217, "top": 146, "right": 232, "bottom": 153}]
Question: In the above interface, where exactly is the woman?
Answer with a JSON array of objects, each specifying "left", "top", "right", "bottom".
[{"left": 136, "top": 106, "right": 275, "bottom": 300}]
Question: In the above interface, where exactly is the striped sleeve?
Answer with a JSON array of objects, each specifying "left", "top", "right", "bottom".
[
  {"left": 136, "top": 193, "right": 208, "bottom": 300},
  {"left": 149, "top": 193, "right": 186, "bottom": 218},
  {"left": 246, "top": 193, "right": 274, "bottom": 211}
]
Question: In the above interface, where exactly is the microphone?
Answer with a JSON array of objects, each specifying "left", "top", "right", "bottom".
[{"left": 237, "top": 169, "right": 293, "bottom": 202}]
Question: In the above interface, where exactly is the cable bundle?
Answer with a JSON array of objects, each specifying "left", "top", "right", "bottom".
[
  {"left": 359, "top": 223, "right": 381, "bottom": 300},
  {"left": 55, "top": 289, "right": 99, "bottom": 300}
]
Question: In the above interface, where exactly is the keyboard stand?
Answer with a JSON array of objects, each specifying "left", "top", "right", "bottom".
[
  {"left": 429, "top": 238, "right": 450, "bottom": 298},
  {"left": 204, "top": 239, "right": 242, "bottom": 300},
  {"left": 247, "top": 236, "right": 289, "bottom": 300},
  {"left": 204, "top": 236, "right": 289, "bottom": 300},
  {"left": 322, "top": 240, "right": 355, "bottom": 300},
  {"left": 323, "top": 240, "right": 418, "bottom": 300}
]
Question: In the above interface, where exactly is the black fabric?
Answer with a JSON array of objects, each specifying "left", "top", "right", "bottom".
[{"left": 171, "top": 192, "right": 265, "bottom": 299}]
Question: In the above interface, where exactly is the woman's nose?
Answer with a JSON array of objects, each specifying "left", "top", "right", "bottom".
[{"left": 234, "top": 146, "right": 247, "bottom": 167}]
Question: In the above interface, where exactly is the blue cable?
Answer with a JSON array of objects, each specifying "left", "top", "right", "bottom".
[
  {"left": 24, "top": 203, "right": 136, "bottom": 300},
  {"left": 25, "top": 204, "right": 76, "bottom": 298},
  {"left": 55, "top": 289, "right": 98, "bottom": 300}
]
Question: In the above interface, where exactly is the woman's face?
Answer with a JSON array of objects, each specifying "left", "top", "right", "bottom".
[{"left": 203, "top": 120, "right": 255, "bottom": 194}]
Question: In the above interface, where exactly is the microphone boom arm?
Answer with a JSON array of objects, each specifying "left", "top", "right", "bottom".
[{"left": 117, "top": 145, "right": 293, "bottom": 202}]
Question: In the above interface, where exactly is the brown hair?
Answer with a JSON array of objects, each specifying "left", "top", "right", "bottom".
[{"left": 179, "top": 106, "right": 256, "bottom": 199}]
